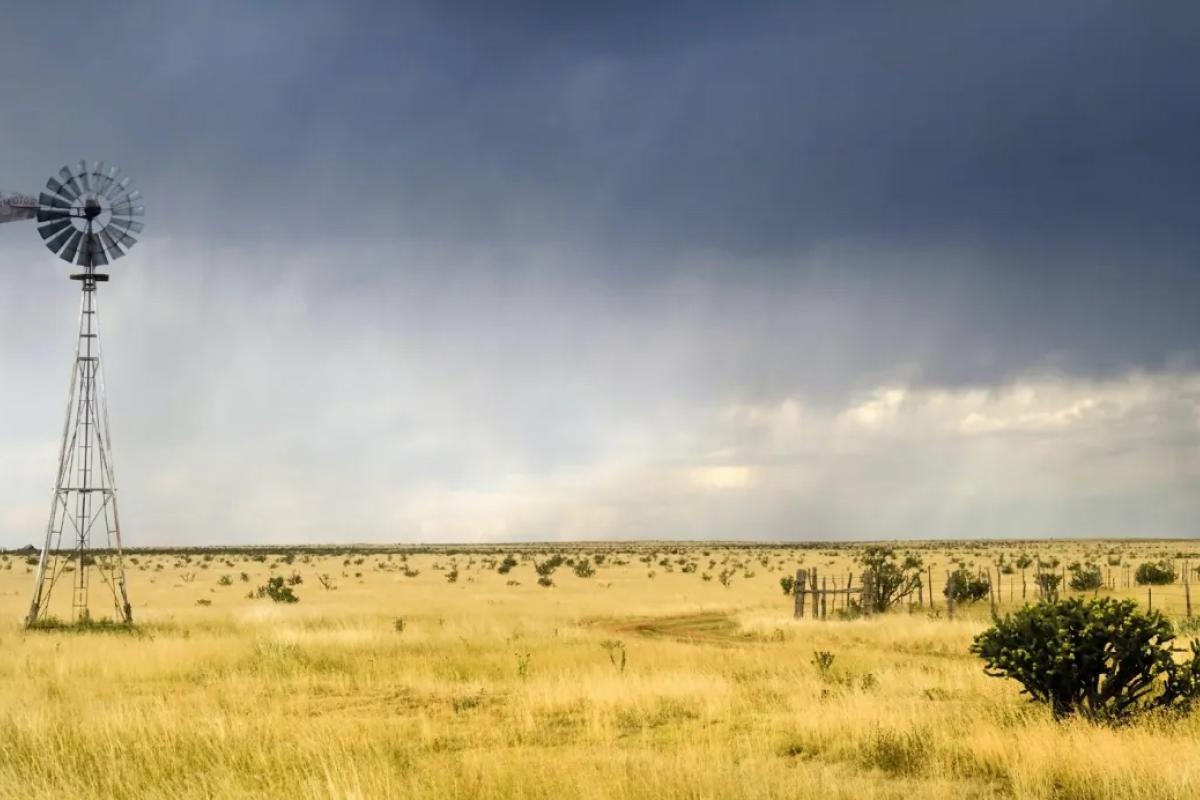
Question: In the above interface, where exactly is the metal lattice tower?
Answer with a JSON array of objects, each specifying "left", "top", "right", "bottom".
[{"left": 1, "top": 162, "right": 145, "bottom": 626}]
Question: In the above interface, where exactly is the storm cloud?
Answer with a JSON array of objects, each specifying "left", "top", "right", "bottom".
[{"left": 1, "top": 1, "right": 1198, "bottom": 544}]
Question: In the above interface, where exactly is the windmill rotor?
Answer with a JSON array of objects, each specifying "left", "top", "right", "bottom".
[{"left": 36, "top": 161, "right": 144, "bottom": 268}]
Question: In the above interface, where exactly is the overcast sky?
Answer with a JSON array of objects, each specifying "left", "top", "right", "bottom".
[{"left": 1, "top": 1, "right": 1199, "bottom": 545}]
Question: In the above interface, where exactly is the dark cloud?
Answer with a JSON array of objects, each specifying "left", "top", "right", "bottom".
[{"left": 1, "top": 2, "right": 1199, "bottom": 542}]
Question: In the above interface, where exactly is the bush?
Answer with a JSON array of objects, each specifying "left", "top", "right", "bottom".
[
  {"left": 859, "top": 547, "right": 922, "bottom": 613},
  {"left": 1135, "top": 560, "right": 1176, "bottom": 586},
  {"left": 943, "top": 568, "right": 990, "bottom": 604},
  {"left": 497, "top": 554, "right": 518, "bottom": 574},
  {"left": 971, "top": 598, "right": 1200, "bottom": 721},
  {"left": 779, "top": 575, "right": 795, "bottom": 595},
  {"left": 573, "top": 559, "right": 595, "bottom": 578},
  {"left": 1034, "top": 572, "right": 1061, "bottom": 601},
  {"left": 253, "top": 576, "right": 299, "bottom": 603},
  {"left": 1068, "top": 562, "right": 1103, "bottom": 592}
]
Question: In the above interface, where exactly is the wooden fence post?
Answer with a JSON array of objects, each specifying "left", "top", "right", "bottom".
[
  {"left": 946, "top": 570, "right": 954, "bottom": 619},
  {"left": 820, "top": 577, "right": 827, "bottom": 620},
  {"left": 794, "top": 569, "right": 806, "bottom": 618},
  {"left": 811, "top": 568, "right": 819, "bottom": 620},
  {"left": 927, "top": 566, "right": 934, "bottom": 611}
]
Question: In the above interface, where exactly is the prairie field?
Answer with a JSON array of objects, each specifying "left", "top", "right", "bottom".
[{"left": 0, "top": 540, "right": 1199, "bottom": 800}]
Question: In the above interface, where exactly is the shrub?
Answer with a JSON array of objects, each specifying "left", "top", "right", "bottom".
[
  {"left": 1034, "top": 572, "right": 1061, "bottom": 601},
  {"left": 497, "top": 554, "right": 518, "bottom": 574},
  {"left": 859, "top": 546, "right": 922, "bottom": 613},
  {"left": 1135, "top": 560, "right": 1176, "bottom": 586},
  {"left": 971, "top": 597, "right": 1200, "bottom": 721},
  {"left": 1068, "top": 562, "right": 1103, "bottom": 592},
  {"left": 779, "top": 575, "right": 795, "bottom": 595},
  {"left": 573, "top": 559, "right": 595, "bottom": 578},
  {"left": 253, "top": 576, "right": 299, "bottom": 603},
  {"left": 943, "top": 568, "right": 990, "bottom": 604}
]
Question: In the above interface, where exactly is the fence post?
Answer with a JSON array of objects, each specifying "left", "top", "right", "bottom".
[
  {"left": 794, "top": 569, "right": 807, "bottom": 618},
  {"left": 820, "top": 577, "right": 827, "bottom": 620},
  {"left": 927, "top": 566, "right": 934, "bottom": 611},
  {"left": 811, "top": 568, "right": 819, "bottom": 620},
  {"left": 946, "top": 570, "right": 954, "bottom": 619},
  {"left": 1147, "top": 585, "right": 1152, "bottom": 613}
]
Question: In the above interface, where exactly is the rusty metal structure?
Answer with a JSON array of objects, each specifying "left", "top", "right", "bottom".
[{"left": 1, "top": 162, "right": 144, "bottom": 625}]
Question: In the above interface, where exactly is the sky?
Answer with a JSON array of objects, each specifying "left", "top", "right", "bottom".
[{"left": 1, "top": 1, "right": 1199, "bottom": 545}]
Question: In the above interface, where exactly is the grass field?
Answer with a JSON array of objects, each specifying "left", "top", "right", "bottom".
[{"left": 1, "top": 541, "right": 1199, "bottom": 799}]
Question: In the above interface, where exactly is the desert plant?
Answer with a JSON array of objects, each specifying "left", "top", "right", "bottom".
[
  {"left": 971, "top": 597, "right": 1200, "bottom": 721},
  {"left": 812, "top": 650, "right": 835, "bottom": 673},
  {"left": 779, "top": 575, "right": 795, "bottom": 595},
  {"left": 1068, "top": 562, "right": 1103, "bottom": 592},
  {"left": 859, "top": 547, "right": 922, "bottom": 613},
  {"left": 253, "top": 576, "right": 299, "bottom": 603},
  {"left": 944, "top": 568, "right": 990, "bottom": 604},
  {"left": 573, "top": 559, "right": 595, "bottom": 578},
  {"left": 1034, "top": 572, "right": 1061, "bottom": 601},
  {"left": 1135, "top": 560, "right": 1176, "bottom": 586},
  {"left": 601, "top": 639, "right": 627, "bottom": 673}
]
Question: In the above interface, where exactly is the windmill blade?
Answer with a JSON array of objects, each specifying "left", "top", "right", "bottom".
[
  {"left": 46, "top": 177, "right": 78, "bottom": 202},
  {"left": 104, "top": 175, "right": 130, "bottom": 201},
  {"left": 75, "top": 161, "right": 90, "bottom": 193},
  {"left": 45, "top": 225, "right": 76, "bottom": 253},
  {"left": 110, "top": 203, "right": 145, "bottom": 217},
  {"left": 36, "top": 208, "right": 73, "bottom": 223},
  {"left": 38, "top": 192, "right": 72, "bottom": 210},
  {"left": 98, "top": 228, "right": 125, "bottom": 259},
  {"left": 90, "top": 161, "right": 110, "bottom": 195},
  {"left": 108, "top": 217, "right": 144, "bottom": 235},
  {"left": 38, "top": 219, "right": 73, "bottom": 240},
  {"left": 59, "top": 229, "right": 84, "bottom": 262}
]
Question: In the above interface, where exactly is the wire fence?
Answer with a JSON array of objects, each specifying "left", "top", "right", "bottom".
[{"left": 791, "top": 560, "right": 1198, "bottom": 622}]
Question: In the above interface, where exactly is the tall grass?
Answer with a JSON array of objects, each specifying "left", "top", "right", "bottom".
[{"left": 0, "top": 542, "right": 1197, "bottom": 798}]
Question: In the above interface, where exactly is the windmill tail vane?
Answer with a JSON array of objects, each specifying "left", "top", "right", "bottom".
[{"left": 2, "top": 162, "right": 145, "bottom": 627}]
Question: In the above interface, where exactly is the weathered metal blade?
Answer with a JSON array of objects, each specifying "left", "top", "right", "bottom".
[{"left": 38, "top": 219, "right": 73, "bottom": 239}]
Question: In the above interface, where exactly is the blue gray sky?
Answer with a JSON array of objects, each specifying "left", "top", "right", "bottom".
[{"left": 2, "top": 1, "right": 1199, "bottom": 545}]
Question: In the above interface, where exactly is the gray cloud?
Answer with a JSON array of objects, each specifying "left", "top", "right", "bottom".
[{"left": 1, "top": 2, "right": 1198, "bottom": 544}]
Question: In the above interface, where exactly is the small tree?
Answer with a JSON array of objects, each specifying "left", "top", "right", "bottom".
[
  {"left": 1135, "top": 560, "right": 1176, "bottom": 586},
  {"left": 971, "top": 598, "right": 1200, "bottom": 721},
  {"left": 859, "top": 547, "right": 922, "bottom": 614},
  {"left": 1068, "top": 562, "right": 1103, "bottom": 592},
  {"left": 944, "top": 567, "right": 990, "bottom": 604},
  {"left": 1034, "top": 572, "right": 1061, "bottom": 601},
  {"left": 253, "top": 576, "right": 299, "bottom": 603}
]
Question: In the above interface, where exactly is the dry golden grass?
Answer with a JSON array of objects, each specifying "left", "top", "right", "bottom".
[{"left": 0, "top": 541, "right": 1198, "bottom": 799}]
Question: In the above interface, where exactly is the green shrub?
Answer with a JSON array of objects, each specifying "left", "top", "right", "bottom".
[
  {"left": 971, "top": 598, "right": 1200, "bottom": 721},
  {"left": 1034, "top": 572, "right": 1061, "bottom": 600},
  {"left": 944, "top": 568, "right": 990, "bottom": 604},
  {"left": 779, "top": 575, "right": 795, "bottom": 595},
  {"left": 1068, "top": 562, "right": 1103, "bottom": 592},
  {"left": 1135, "top": 560, "right": 1176, "bottom": 586},
  {"left": 573, "top": 559, "right": 595, "bottom": 578},
  {"left": 859, "top": 546, "right": 922, "bottom": 613},
  {"left": 253, "top": 576, "right": 299, "bottom": 603}
]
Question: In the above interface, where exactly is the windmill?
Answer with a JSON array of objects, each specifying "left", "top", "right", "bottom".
[{"left": 0, "top": 162, "right": 144, "bottom": 626}]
